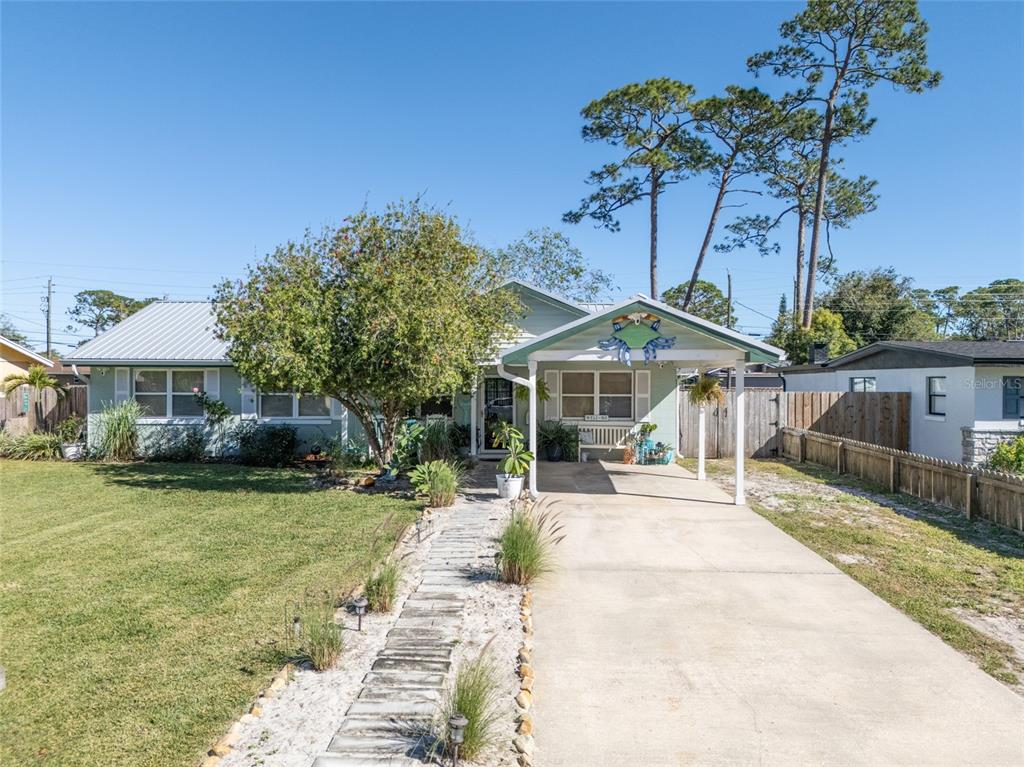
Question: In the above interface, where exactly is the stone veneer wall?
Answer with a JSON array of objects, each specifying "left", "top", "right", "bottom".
[{"left": 962, "top": 427, "right": 1023, "bottom": 466}]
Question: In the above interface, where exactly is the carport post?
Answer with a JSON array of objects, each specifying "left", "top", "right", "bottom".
[
  {"left": 528, "top": 360, "right": 538, "bottom": 496},
  {"left": 697, "top": 406, "right": 707, "bottom": 481},
  {"left": 734, "top": 359, "right": 745, "bottom": 505},
  {"left": 469, "top": 384, "right": 478, "bottom": 456}
]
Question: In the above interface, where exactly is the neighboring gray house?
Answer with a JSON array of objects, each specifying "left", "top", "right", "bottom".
[{"left": 781, "top": 341, "right": 1024, "bottom": 464}]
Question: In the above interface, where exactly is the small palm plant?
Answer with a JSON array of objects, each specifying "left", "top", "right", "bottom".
[{"left": 2, "top": 364, "right": 68, "bottom": 432}]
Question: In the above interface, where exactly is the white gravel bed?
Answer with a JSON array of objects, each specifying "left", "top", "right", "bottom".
[{"left": 220, "top": 506, "right": 450, "bottom": 767}]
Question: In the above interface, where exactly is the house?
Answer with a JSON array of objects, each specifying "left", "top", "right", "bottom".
[
  {"left": 64, "top": 281, "right": 784, "bottom": 502},
  {"left": 0, "top": 334, "right": 54, "bottom": 380},
  {"left": 781, "top": 341, "right": 1024, "bottom": 464}
]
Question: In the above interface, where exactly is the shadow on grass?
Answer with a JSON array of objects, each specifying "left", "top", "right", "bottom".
[
  {"left": 90, "top": 461, "right": 317, "bottom": 494},
  {"left": 753, "top": 458, "right": 1024, "bottom": 561}
]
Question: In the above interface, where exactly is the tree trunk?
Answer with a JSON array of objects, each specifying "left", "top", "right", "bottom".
[
  {"left": 649, "top": 171, "right": 660, "bottom": 300},
  {"left": 794, "top": 206, "right": 806, "bottom": 325},
  {"left": 682, "top": 161, "right": 734, "bottom": 310}
]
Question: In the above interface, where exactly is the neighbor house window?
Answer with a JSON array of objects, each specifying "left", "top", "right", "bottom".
[
  {"left": 259, "top": 392, "right": 333, "bottom": 418},
  {"left": 134, "top": 369, "right": 206, "bottom": 417},
  {"left": 1003, "top": 376, "right": 1023, "bottom": 418},
  {"left": 927, "top": 376, "right": 946, "bottom": 416},
  {"left": 419, "top": 396, "right": 454, "bottom": 418},
  {"left": 559, "top": 371, "right": 634, "bottom": 420},
  {"left": 849, "top": 376, "right": 876, "bottom": 392}
]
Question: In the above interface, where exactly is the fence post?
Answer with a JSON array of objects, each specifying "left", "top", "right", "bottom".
[
  {"left": 798, "top": 432, "right": 806, "bottom": 463},
  {"left": 836, "top": 441, "right": 844, "bottom": 474},
  {"left": 965, "top": 473, "right": 975, "bottom": 519},
  {"left": 889, "top": 454, "right": 898, "bottom": 493}
]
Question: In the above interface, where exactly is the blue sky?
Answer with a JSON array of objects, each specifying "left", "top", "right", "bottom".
[{"left": 2, "top": 1, "right": 1022, "bottom": 352}]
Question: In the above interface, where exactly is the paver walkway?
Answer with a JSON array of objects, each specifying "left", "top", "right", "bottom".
[
  {"left": 532, "top": 460, "right": 1024, "bottom": 767},
  {"left": 313, "top": 503, "right": 496, "bottom": 767}
]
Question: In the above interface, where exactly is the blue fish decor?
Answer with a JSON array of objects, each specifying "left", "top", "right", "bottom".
[{"left": 597, "top": 312, "right": 676, "bottom": 367}]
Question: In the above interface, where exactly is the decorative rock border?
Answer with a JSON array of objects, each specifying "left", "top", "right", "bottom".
[
  {"left": 199, "top": 664, "right": 293, "bottom": 765},
  {"left": 512, "top": 590, "right": 535, "bottom": 766}
]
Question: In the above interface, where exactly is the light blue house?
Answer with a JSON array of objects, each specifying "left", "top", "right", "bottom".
[{"left": 65, "top": 280, "right": 783, "bottom": 503}]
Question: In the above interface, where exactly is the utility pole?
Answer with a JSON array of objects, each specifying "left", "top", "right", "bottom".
[
  {"left": 43, "top": 277, "right": 53, "bottom": 356},
  {"left": 726, "top": 271, "right": 733, "bottom": 329}
]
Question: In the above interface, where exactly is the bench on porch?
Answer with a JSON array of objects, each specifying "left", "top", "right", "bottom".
[{"left": 576, "top": 422, "right": 636, "bottom": 457}]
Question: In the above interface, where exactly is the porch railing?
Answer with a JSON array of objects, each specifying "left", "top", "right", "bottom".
[{"left": 577, "top": 422, "right": 635, "bottom": 452}]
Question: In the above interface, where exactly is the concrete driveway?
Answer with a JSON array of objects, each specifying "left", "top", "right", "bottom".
[{"left": 531, "top": 461, "right": 1024, "bottom": 767}]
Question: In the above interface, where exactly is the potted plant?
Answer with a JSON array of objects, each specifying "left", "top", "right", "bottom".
[
  {"left": 632, "top": 422, "right": 657, "bottom": 464},
  {"left": 57, "top": 415, "right": 86, "bottom": 461},
  {"left": 539, "top": 419, "right": 580, "bottom": 462},
  {"left": 492, "top": 421, "right": 534, "bottom": 498}
]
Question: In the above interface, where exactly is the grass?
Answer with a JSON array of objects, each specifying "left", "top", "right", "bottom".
[
  {"left": 497, "top": 499, "right": 564, "bottom": 586},
  {"left": 437, "top": 646, "right": 503, "bottom": 761},
  {"left": 683, "top": 456, "right": 1024, "bottom": 689},
  {"left": 0, "top": 460, "right": 418, "bottom": 767},
  {"left": 296, "top": 597, "right": 345, "bottom": 671},
  {"left": 364, "top": 558, "right": 402, "bottom": 612}
]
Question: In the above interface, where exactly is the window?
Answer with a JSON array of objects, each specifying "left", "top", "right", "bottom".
[
  {"left": 559, "top": 371, "right": 634, "bottom": 420},
  {"left": 419, "top": 396, "right": 453, "bottom": 418},
  {"left": 259, "top": 392, "right": 333, "bottom": 418},
  {"left": 134, "top": 369, "right": 213, "bottom": 417},
  {"left": 1004, "top": 376, "right": 1023, "bottom": 419},
  {"left": 849, "top": 376, "right": 876, "bottom": 392},
  {"left": 927, "top": 376, "right": 946, "bottom": 416}
]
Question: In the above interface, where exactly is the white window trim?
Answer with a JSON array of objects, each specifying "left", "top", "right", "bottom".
[
  {"left": 132, "top": 368, "right": 208, "bottom": 420},
  {"left": 257, "top": 391, "right": 334, "bottom": 422},
  {"left": 558, "top": 370, "right": 635, "bottom": 422},
  {"left": 849, "top": 376, "right": 877, "bottom": 393},
  {"left": 926, "top": 376, "right": 947, "bottom": 418}
]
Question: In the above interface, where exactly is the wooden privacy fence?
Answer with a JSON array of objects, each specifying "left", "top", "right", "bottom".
[
  {"left": 779, "top": 427, "right": 1024, "bottom": 536},
  {"left": 0, "top": 385, "right": 87, "bottom": 432},
  {"left": 678, "top": 389, "right": 910, "bottom": 459}
]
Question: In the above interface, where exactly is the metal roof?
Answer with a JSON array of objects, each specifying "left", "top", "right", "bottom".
[
  {"left": 780, "top": 340, "right": 1024, "bottom": 372},
  {"left": 64, "top": 302, "right": 229, "bottom": 365}
]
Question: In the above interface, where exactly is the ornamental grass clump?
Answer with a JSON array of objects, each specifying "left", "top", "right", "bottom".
[
  {"left": 97, "top": 400, "right": 143, "bottom": 462},
  {"left": 437, "top": 644, "right": 503, "bottom": 762},
  {"left": 364, "top": 559, "right": 402, "bottom": 612},
  {"left": 420, "top": 419, "right": 458, "bottom": 463},
  {"left": 295, "top": 598, "right": 343, "bottom": 671},
  {"left": 496, "top": 498, "right": 565, "bottom": 586},
  {"left": 3, "top": 432, "right": 63, "bottom": 460},
  {"left": 409, "top": 459, "right": 462, "bottom": 507}
]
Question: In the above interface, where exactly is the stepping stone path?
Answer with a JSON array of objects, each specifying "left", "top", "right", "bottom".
[{"left": 313, "top": 505, "right": 496, "bottom": 767}]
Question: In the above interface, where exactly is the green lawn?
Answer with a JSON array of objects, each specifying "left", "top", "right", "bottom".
[
  {"left": 683, "top": 457, "right": 1024, "bottom": 691},
  {"left": 0, "top": 460, "right": 419, "bottom": 767}
]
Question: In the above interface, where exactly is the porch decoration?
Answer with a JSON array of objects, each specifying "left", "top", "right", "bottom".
[
  {"left": 597, "top": 312, "right": 675, "bottom": 367},
  {"left": 492, "top": 422, "right": 534, "bottom": 498}
]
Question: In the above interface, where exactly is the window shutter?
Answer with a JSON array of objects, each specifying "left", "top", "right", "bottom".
[
  {"left": 114, "top": 368, "right": 130, "bottom": 404},
  {"left": 204, "top": 369, "right": 220, "bottom": 399},
  {"left": 544, "top": 370, "right": 559, "bottom": 421},
  {"left": 330, "top": 398, "right": 344, "bottom": 419},
  {"left": 240, "top": 378, "right": 257, "bottom": 418},
  {"left": 635, "top": 370, "right": 651, "bottom": 422}
]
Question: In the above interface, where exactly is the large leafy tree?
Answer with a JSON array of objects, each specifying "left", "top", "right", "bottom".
[
  {"left": 954, "top": 279, "right": 1024, "bottom": 340},
  {"left": 678, "top": 86, "right": 795, "bottom": 310},
  {"left": 662, "top": 279, "right": 730, "bottom": 326},
  {"left": 768, "top": 306, "right": 857, "bottom": 364},
  {"left": 750, "top": 0, "right": 941, "bottom": 327},
  {"left": 818, "top": 268, "right": 937, "bottom": 344},
  {"left": 215, "top": 201, "right": 520, "bottom": 467},
  {"left": 489, "top": 228, "right": 613, "bottom": 301},
  {"left": 563, "top": 78, "right": 708, "bottom": 300},
  {"left": 67, "top": 290, "right": 159, "bottom": 336}
]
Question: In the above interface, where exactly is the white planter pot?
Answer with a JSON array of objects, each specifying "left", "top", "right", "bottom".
[
  {"left": 495, "top": 474, "right": 508, "bottom": 498},
  {"left": 61, "top": 442, "right": 85, "bottom": 461},
  {"left": 504, "top": 475, "right": 525, "bottom": 499}
]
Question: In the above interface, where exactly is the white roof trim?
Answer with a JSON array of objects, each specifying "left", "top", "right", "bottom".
[
  {"left": 500, "top": 294, "right": 785, "bottom": 360},
  {"left": 0, "top": 335, "right": 54, "bottom": 367}
]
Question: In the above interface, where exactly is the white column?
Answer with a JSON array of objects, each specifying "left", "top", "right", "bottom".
[
  {"left": 469, "top": 385, "right": 478, "bottom": 456},
  {"left": 528, "top": 360, "right": 538, "bottom": 496},
  {"left": 697, "top": 405, "right": 707, "bottom": 481},
  {"left": 734, "top": 359, "right": 745, "bottom": 505}
]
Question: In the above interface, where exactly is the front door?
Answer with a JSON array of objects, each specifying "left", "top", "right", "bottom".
[{"left": 482, "top": 377, "right": 514, "bottom": 452}]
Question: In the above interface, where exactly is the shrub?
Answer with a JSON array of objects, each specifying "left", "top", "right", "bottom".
[
  {"left": 325, "top": 436, "right": 376, "bottom": 472},
  {"left": 989, "top": 435, "right": 1024, "bottom": 475},
  {"left": 295, "top": 598, "right": 343, "bottom": 671},
  {"left": 420, "top": 419, "right": 458, "bottom": 463},
  {"left": 409, "top": 459, "right": 462, "bottom": 507},
  {"left": 437, "top": 645, "right": 503, "bottom": 762},
  {"left": 449, "top": 421, "right": 470, "bottom": 449},
  {"left": 393, "top": 419, "right": 425, "bottom": 470},
  {"left": 497, "top": 497, "right": 564, "bottom": 586},
  {"left": 97, "top": 400, "right": 143, "bottom": 462},
  {"left": 232, "top": 421, "right": 298, "bottom": 467},
  {"left": 538, "top": 420, "right": 579, "bottom": 462},
  {"left": 146, "top": 426, "right": 205, "bottom": 462},
  {"left": 56, "top": 415, "right": 85, "bottom": 444},
  {"left": 3, "top": 432, "right": 63, "bottom": 460},
  {"left": 364, "top": 559, "right": 402, "bottom": 612},
  {"left": 0, "top": 430, "right": 14, "bottom": 458}
]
